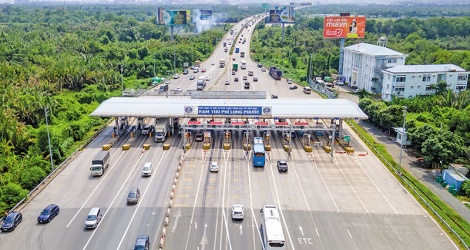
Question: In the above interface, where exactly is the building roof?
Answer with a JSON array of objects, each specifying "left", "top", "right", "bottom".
[
  {"left": 90, "top": 97, "right": 368, "bottom": 120},
  {"left": 345, "top": 43, "right": 405, "bottom": 57},
  {"left": 383, "top": 64, "right": 467, "bottom": 74}
]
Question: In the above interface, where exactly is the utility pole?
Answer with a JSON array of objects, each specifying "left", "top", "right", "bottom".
[
  {"left": 398, "top": 106, "right": 407, "bottom": 178},
  {"left": 45, "top": 107, "right": 54, "bottom": 172}
]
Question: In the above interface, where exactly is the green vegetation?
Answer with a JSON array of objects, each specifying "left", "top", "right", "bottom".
[{"left": 0, "top": 4, "right": 250, "bottom": 214}]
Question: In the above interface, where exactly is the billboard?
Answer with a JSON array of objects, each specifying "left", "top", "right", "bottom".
[
  {"left": 157, "top": 8, "right": 189, "bottom": 25},
  {"left": 269, "top": 6, "right": 295, "bottom": 23},
  {"left": 200, "top": 10, "right": 212, "bottom": 20},
  {"left": 323, "top": 16, "right": 366, "bottom": 39}
]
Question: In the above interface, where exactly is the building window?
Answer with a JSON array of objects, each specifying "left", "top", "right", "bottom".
[
  {"left": 457, "top": 74, "right": 468, "bottom": 81},
  {"left": 387, "top": 58, "right": 397, "bottom": 63},
  {"left": 425, "top": 86, "right": 433, "bottom": 91},
  {"left": 395, "top": 87, "right": 405, "bottom": 92},
  {"left": 396, "top": 76, "right": 406, "bottom": 82},
  {"left": 422, "top": 74, "right": 431, "bottom": 82}
]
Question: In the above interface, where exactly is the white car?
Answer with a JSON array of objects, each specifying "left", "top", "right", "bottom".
[
  {"left": 205, "top": 76, "right": 210, "bottom": 81},
  {"left": 261, "top": 67, "right": 266, "bottom": 72},
  {"left": 231, "top": 204, "right": 244, "bottom": 220},
  {"left": 175, "top": 86, "right": 182, "bottom": 92},
  {"left": 225, "top": 80, "right": 230, "bottom": 85},
  {"left": 142, "top": 162, "right": 153, "bottom": 177},
  {"left": 173, "top": 74, "right": 180, "bottom": 79},
  {"left": 210, "top": 161, "right": 219, "bottom": 172}
]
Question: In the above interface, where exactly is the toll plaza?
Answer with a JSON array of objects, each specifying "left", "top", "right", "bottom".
[{"left": 91, "top": 92, "right": 368, "bottom": 157}]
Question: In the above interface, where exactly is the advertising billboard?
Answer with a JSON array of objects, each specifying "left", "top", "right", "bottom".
[
  {"left": 200, "top": 10, "right": 212, "bottom": 20},
  {"left": 269, "top": 6, "right": 295, "bottom": 23},
  {"left": 323, "top": 16, "right": 366, "bottom": 38},
  {"left": 157, "top": 8, "right": 189, "bottom": 25}
]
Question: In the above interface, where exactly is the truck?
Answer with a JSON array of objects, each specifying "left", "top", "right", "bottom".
[
  {"left": 219, "top": 58, "right": 226, "bottom": 68},
  {"left": 235, "top": 47, "right": 240, "bottom": 53},
  {"left": 240, "top": 52, "right": 245, "bottom": 57},
  {"left": 154, "top": 118, "right": 170, "bottom": 142},
  {"left": 197, "top": 76, "right": 206, "bottom": 91},
  {"left": 269, "top": 66, "right": 282, "bottom": 80},
  {"left": 232, "top": 62, "right": 238, "bottom": 72},
  {"left": 241, "top": 60, "right": 247, "bottom": 70},
  {"left": 90, "top": 151, "right": 110, "bottom": 177},
  {"left": 194, "top": 60, "right": 201, "bottom": 68}
]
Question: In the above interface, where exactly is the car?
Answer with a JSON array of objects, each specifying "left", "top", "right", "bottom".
[
  {"left": 189, "top": 75, "right": 195, "bottom": 80},
  {"left": 234, "top": 77, "right": 239, "bottom": 82},
  {"left": 289, "top": 85, "right": 298, "bottom": 90},
  {"left": 173, "top": 74, "right": 180, "bottom": 79},
  {"left": 210, "top": 161, "right": 219, "bottom": 172},
  {"left": 277, "top": 160, "right": 288, "bottom": 172},
  {"left": 211, "top": 61, "right": 215, "bottom": 65},
  {"left": 2, "top": 211, "right": 22, "bottom": 232},
  {"left": 142, "top": 162, "right": 153, "bottom": 177},
  {"left": 257, "top": 63, "right": 263, "bottom": 68},
  {"left": 195, "top": 133, "right": 204, "bottom": 142},
  {"left": 175, "top": 86, "right": 182, "bottom": 92},
  {"left": 134, "top": 235, "right": 150, "bottom": 250},
  {"left": 261, "top": 67, "right": 266, "bottom": 72},
  {"left": 232, "top": 71, "right": 236, "bottom": 75},
  {"left": 287, "top": 79, "right": 292, "bottom": 84},
  {"left": 244, "top": 81, "right": 250, "bottom": 89},
  {"left": 271, "top": 94, "right": 278, "bottom": 99},
  {"left": 37, "top": 204, "right": 60, "bottom": 223},
  {"left": 231, "top": 204, "right": 245, "bottom": 220},
  {"left": 193, "top": 68, "right": 199, "bottom": 73},
  {"left": 127, "top": 187, "right": 141, "bottom": 205},
  {"left": 183, "top": 69, "right": 188, "bottom": 75},
  {"left": 225, "top": 80, "right": 230, "bottom": 85},
  {"left": 201, "top": 68, "right": 206, "bottom": 72},
  {"left": 164, "top": 80, "right": 171, "bottom": 85},
  {"left": 205, "top": 76, "right": 210, "bottom": 81},
  {"left": 243, "top": 75, "right": 247, "bottom": 80},
  {"left": 253, "top": 76, "right": 258, "bottom": 82},
  {"left": 142, "top": 125, "right": 151, "bottom": 135}
]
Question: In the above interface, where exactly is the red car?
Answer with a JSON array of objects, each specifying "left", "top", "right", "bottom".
[{"left": 201, "top": 68, "right": 206, "bottom": 72}]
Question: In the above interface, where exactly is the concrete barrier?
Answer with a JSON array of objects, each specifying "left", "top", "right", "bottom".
[
  {"left": 357, "top": 152, "right": 367, "bottom": 156},
  {"left": 169, "top": 200, "right": 172, "bottom": 208},
  {"left": 164, "top": 217, "right": 169, "bottom": 226},
  {"left": 166, "top": 208, "right": 171, "bottom": 217}
]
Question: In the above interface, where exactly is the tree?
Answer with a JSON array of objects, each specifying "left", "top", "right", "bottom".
[
  {"left": 407, "top": 124, "right": 438, "bottom": 153},
  {"left": 421, "top": 131, "right": 464, "bottom": 165},
  {"left": 20, "top": 166, "right": 47, "bottom": 190}
]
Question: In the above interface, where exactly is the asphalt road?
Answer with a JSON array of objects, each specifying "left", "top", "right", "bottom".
[{"left": 0, "top": 15, "right": 457, "bottom": 250}]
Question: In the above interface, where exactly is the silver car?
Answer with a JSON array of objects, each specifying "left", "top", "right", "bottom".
[{"left": 231, "top": 205, "right": 244, "bottom": 220}]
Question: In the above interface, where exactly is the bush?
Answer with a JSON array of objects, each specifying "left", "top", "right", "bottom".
[
  {"left": 0, "top": 183, "right": 28, "bottom": 209},
  {"left": 20, "top": 166, "right": 48, "bottom": 190}
]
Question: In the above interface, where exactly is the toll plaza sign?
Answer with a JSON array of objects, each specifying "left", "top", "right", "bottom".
[{"left": 194, "top": 106, "right": 272, "bottom": 116}]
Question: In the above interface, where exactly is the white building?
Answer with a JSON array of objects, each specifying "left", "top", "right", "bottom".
[
  {"left": 342, "top": 42, "right": 407, "bottom": 94},
  {"left": 382, "top": 64, "right": 469, "bottom": 101}
]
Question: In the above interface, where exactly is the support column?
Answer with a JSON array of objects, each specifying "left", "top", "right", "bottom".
[
  {"left": 339, "top": 38, "right": 345, "bottom": 76},
  {"left": 282, "top": 22, "right": 285, "bottom": 43},
  {"left": 114, "top": 117, "right": 120, "bottom": 136},
  {"left": 330, "top": 124, "right": 336, "bottom": 158},
  {"left": 338, "top": 119, "right": 343, "bottom": 138}
]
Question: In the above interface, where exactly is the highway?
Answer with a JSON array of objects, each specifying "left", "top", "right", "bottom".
[{"left": 0, "top": 15, "right": 457, "bottom": 250}]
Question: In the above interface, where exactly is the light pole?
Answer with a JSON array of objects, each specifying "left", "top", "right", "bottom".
[
  {"left": 45, "top": 107, "right": 54, "bottom": 172},
  {"left": 398, "top": 106, "right": 407, "bottom": 177}
]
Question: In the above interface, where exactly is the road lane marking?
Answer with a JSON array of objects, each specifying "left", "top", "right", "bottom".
[
  {"left": 66, "top": 151, "right": 126, "bottom": 228},
  {"left": 347, "top": 229, "right": 353, "bottom": 238},
  {"left": 184, "top": 150, "right": 208, "bottom": 250},
  {"left": 247, "top": 149, "right": 262, "bottom": 250},
  {"left": 82, "top": 151, "right": 146, "bottom": 250},
  {"left": 116, "top": 151, "right": 167, "bottom": 250}
]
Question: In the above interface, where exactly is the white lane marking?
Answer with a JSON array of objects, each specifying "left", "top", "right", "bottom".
[
  {"left": 66, "top": 151, "right": 125, "bottom": 228},
  {"left": 219, "top": 148, "right": 232, "bottom": 250},
  {"left": 116, "top": 151, "right": 167, "bottom": 250},
  {"left": 268, "top": 160, "right": 296, "bottom": 250},
  {"left": 315, "top": 228, "right": 319, "bottom": 237},
  {"left": 240, "top": 225, "right": 243, "bottom": 235},
  {"left": 347, "top": 229, "right": 352, "bottom": 238},
  {"left": 82, "top": 152, "right": 146, "bottom": 250},
  {"left": 299, "top": 226, "right": 304, "bottom": 236},
  {"left": 349, "top": 154, "right": 398, "bottom": 214},
  {"left": 184, "top": 149, "right": 209, "bottom": 250},
  {"left": 247, "top": 145, "right": 262, "bottom": 250},
  {"left": 310, "top": 155, "right": 340, "bottom": 212},
  {"left": 171, "top": 209, "right": 182, "bottom": 233}
]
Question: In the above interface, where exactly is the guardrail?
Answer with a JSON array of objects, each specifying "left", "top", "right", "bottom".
[
  {"left": 2, "top": 123, "right": 109, "bottom": 222},
  {"left": 346, "top": 119, "right": 469, "bottom": 249}
]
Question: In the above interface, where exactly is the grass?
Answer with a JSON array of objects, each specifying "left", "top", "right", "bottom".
[{"left": 347, "top": 120, "right": 470, "bottom": 249}]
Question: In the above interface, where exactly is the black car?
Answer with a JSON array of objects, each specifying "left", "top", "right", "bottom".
[
  {"left": 134, "top": 235, "right": 150, "bottom": 250},
  {"left": 37, "top": 204, "right": 60, "bottom": 223},
  {"left": 183, "top": 69, "right": 189, "bottom": 75},
  {"left": 234, "top": 77, "right": 239, "bottom": 82},
  {"left": 2, "top": 211, "right": 22, "bottom": 232},
  {"left": 257, "top": 63, "right": 263, "bottom": 68},
  {"left": 289, "top": 85, "right": 298, "bottom": 90},
  {"left": 195, "top": 133, "right": 204, "bottom": 142},
  {"left": 271, "top": 94, "right": 278, "bottom": 99},
  {"left": 127, "top": 187, "right": 141, "bottom": 205}
]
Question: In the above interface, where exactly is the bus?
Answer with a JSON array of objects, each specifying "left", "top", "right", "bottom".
[
  {"left": 260, "top": 205, "right": 286, "bottom": 250},
  {"left": 253, "top": 137, "right": 265, "bottom": 167}
]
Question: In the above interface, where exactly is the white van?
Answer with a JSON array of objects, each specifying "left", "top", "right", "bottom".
[
  {"left": 142, "top": 162, "right": 153, "bottom": 177},
  {"left": 84, "top": 207, "right": 102, "bottom": 229},
  {"left": 303, "top": 86, "right": 311, "bottom": 94}
]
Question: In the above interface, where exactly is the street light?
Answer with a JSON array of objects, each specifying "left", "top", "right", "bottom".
[
  {"left": 398, "top": 106, "right": 407, "bottom": 177},
  {"left": 45, "top": 107, "right": 54, "bottom": 172}
]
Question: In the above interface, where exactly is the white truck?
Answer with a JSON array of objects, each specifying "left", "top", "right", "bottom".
[
  {"left": 219, "top": 58, "right": 225, "bottom": 68},
  {"left": 241, "top": 60, "right": 247, "bottom": 69},
  {"left": 90, "top": 151, "right": 110, "bottom": 177},
  {"left": 154, "top": 118, "right": 170, "bottom": 142}
]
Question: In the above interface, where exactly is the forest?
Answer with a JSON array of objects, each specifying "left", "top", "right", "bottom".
[{"left": 1, "top": 3, "right": 470, "bottom": 213}]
